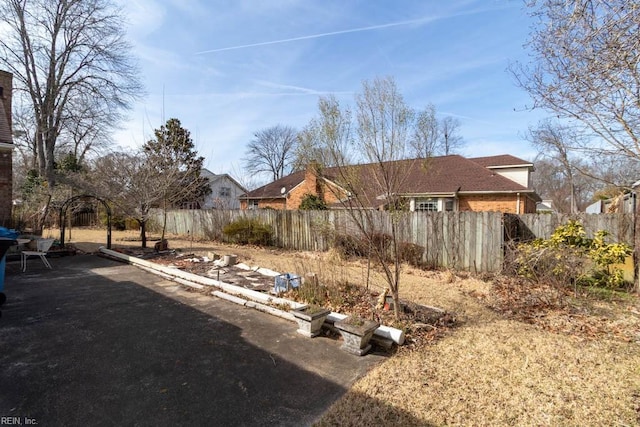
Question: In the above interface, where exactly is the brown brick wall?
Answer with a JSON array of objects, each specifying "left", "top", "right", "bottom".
[
  {"left": 0, "top": 70, "right": 12, "bottom": 226},
  {"left": 458, "top": 193, "right": 538, "bottom": 213},
  {"left": 240, "top": 198, "right": 286, "bottom": 210},
  {"left": 0, "top": 70, "right": 12, "bottom": 130},
  {"left": 459, "top": 194, "right": 519, "bottom": 213},
  {"left": 320, "top": 182, "right": 344, "bottom": 206},
  {"left": 0, "top": 150, "right": 12, "bottom": 225},
  {"left": 288, "top": 179, "right": 345, "bottom": 209},
  {"left": 288, "top": 183, "right": 312, "bottom": 209},
  {"left": 288, "top": 164, "right": 322, "bottom": 209}
]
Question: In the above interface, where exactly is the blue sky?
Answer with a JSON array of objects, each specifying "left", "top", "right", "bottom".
[{"left": 117, "top": 0, "right": 547, "bottom": 183}]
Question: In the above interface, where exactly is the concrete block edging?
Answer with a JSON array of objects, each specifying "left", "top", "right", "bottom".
[{"left": 98, "top": 247, "right": 405, "bottom": 345}]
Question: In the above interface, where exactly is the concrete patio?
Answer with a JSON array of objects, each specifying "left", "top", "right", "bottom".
[{"left": 0, "top": 254, "right": 385, "bottom": 426}]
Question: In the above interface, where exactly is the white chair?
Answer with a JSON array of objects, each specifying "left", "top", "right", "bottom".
[{"left": 21, "top": 238, "right": 55, "bottom": 272}]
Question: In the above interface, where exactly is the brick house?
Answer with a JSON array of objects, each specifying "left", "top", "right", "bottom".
[
  {"left": 0, "top": 70, "right": 13, "bottom": 226},
  {"left": 239, "top": 154, "right": 541, "bottom": 214}
]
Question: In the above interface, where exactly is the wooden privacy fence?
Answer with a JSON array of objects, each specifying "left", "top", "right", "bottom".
[
  {"left": 504, "top": 213, "right": 634, "bottom": 245},
  {"left": 152, "top": 210, "right": 634, "bottom": 273}
]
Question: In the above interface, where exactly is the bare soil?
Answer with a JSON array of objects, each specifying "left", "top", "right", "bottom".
[{"left": 51, "top": 228, "right": 640, "bottom": 426}]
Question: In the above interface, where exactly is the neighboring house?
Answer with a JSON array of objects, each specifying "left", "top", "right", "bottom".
[
  {"left": 200, "top": 169, "right": 247, "bottom": 210},
  {"left": 239, "top": 154, "right": 541, "bottom": 214},
  {"left": 586, "top": 193, "right": 637, "bottom": 214},
  {"left": 536, "top": 199, "right": 556, "bottom": 213},
  {"left": 585, "top": 180, "right": 640, "bottom": 214},
  {"left": 0, "top": 70, "right": 13, "bottom": 226}
]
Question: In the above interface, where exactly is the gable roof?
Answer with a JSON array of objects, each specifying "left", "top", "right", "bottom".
[
  {"left": 201, "top": 168, "right": 248, "bottom": 193},
  {"left": 241, "top": 170, "right": 305, "bottom": 199},
  {"left": 396, "top": 155, "right": 530, "bottom": 193},
  {"left": 470, "top": 154, "right": 533, "bottom": 169},
  {"left": 241, "top": 154, "right": 539, "bottom": 204}
]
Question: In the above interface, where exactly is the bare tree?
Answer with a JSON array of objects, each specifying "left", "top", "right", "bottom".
[
  {"left": 309, "top": 76, "right": 418, "bottom": 319},
  {"left": 410, "top": 104, "right": 438, "bottom": 158},
  {"left": 590, "top": 154, "right": 640, "bottom": 190},
  {"left": 294, "top": 95, "right": 353, "bottom": 169},
  {"left": 512, "top": 0, "right": 640, "bottom": 290},
  {"left": 527, "top": 120, "right": 584, "bottom": 213},
  {"left": 532, "top": 157, "right": 597, "bottom": 213},
  {"left": 57, "top": 96, "right": 112, "bottom": 166},
  {"left": 88, "top": 151, "right": 160, "bottom": 248},
  {"left": 75, "top": 119, "right": 209, "bottom": 248},
  {"left": 439, "top": 116, "right": 464, "bottom": 155},
  {"left": 0, "top": 0, "right": 143, "bottom": 188},
  {"left": 410, "top": 107, "right": 465, "bottom": 158},
  {"left": 355, "top": 76, "right": 414, "bottom": 194},
  {"left": 244, "top": 125, "right": 298, "bottom": 180},
  {"left": 512, "top": 0, "right": 640, "bottom": 162}
]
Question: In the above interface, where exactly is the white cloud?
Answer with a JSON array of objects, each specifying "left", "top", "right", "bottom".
[
  {"left": 110, "top": 0, "right": 543, "bottom": 177},
  {"left": 120, "top": 0, "right": 167, "bottom": 39}
]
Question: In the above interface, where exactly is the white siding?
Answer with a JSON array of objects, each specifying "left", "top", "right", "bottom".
[
  {"left": 493, "top": 167, "right": 530, "bottom": 188},
  {"left": 202, "top": 174, "right": 245, "bottom": 209}
]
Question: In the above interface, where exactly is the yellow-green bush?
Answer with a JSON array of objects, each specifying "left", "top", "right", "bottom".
[{"left": 515, "top": 220, "right": 632, "bottom": 289}]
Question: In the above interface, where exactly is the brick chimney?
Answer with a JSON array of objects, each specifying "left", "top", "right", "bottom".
[
  {"left": 0, "top": 70, "right": 13, "bottom": 226},
  {"left": 304, "top": 161, "right": 322, "bottom": 198}
]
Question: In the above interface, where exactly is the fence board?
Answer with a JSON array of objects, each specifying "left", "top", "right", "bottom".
[
  {"left": 514, "top": 213, "right": 633, "bottom": 245},
  {"left": 152, "top": 210, "right": 633, "bottom": 273}
]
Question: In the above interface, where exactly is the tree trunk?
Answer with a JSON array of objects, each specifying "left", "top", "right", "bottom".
[
  {"left": 37, "top": 193, "right": 52, "bottom": 235},
  {"left": 161, "top": 199, "right": 167, "bottom": 242},
  {"left": 139, "top": 220, "right": 147, "bottom": 249},
  {"left": 36, "top": 131, "right": 46, "bottom": 177},
  {"left": 45, "top": 132, "right": 57, "bottom": 188},
  {"left": 634, "top": 194, "right": 639, "bottom": 293},
  {"left": 392, "top": 287, "right": 400, "bottom": 319}
]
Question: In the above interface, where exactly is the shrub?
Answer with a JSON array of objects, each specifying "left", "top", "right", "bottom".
[
  {"left": 588, "top": 230, "right": 632, "bottom": 288},
  {"left": 515, "top": 237, "right": 586, "bottom": 288},
  {"left": 369, "top": 232, "right": 392, "bottom": 258},
  {"left": 222, "top": 218, "right": 273, "bottom": 246},
  {"left": 398, "top": 242, "right": 425, "bottom": 267},
  {"left": 99, "top": 210, "right": 127, "bottom": 230},
  {"left": 332, "top": 233, "right": 367, "bottom": 258},
  {"left": 514, "top": 220, "right": 632, "bottom": 289},
  {"left": 299, "top": 193, "right": 328, "bottom": 210}
]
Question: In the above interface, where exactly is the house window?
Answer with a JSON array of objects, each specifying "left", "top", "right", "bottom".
[
  {"left": 416, "top": 200, "right": 438, "bottom": 212},
  {"left": 444, "top": 199, "right": 454, "bottom": 211},
  {"left": 248, "top": 200, "right": 259, "bottom": 210},
  {"left": 219, "top": 187, "right": 231, "bottom": 197}
]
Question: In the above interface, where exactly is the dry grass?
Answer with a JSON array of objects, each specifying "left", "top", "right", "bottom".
[{"left": 54, "top": 228, "right": 640, "bottom": 426}]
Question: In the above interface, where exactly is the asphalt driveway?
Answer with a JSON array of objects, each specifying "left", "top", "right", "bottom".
[{"left": 0, "top": 254, "right": 385, "bottom": 426}]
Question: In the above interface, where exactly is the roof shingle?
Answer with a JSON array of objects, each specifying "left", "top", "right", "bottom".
[
  {"left": 470, "top": 154, "right": 532, "bottom": 168},
  {"left": 242, "top": 154, "right": 535, "bottom": 205}
]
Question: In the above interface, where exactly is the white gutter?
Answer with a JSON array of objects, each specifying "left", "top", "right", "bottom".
[
  {"left": 99, "top": 247, "right": 405, "bottom": 345},
  {"left": 485, "top": 164, "right": 534, "bottom": 169},
  {"left": 399, "top": 192, "right": 456, "bottom": 198},
  {"left": 457, "top": 190, "right": 534, "bottom": 195},
  {"left": 0, "top": 142, "right": 14, "bottom": 150}
]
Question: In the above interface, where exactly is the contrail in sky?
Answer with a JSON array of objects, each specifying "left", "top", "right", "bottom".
[{"left": 195, "top": 17, "right": 433, "bottom": 55}]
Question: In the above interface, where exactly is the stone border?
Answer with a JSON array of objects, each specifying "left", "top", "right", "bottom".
[{"left": 98, "top": 247, "right": 405, "bottom": 345}]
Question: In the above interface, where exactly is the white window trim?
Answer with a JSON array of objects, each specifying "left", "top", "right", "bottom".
[{"left": 409, "top": 197, "right": 456, "bottom": 212}]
